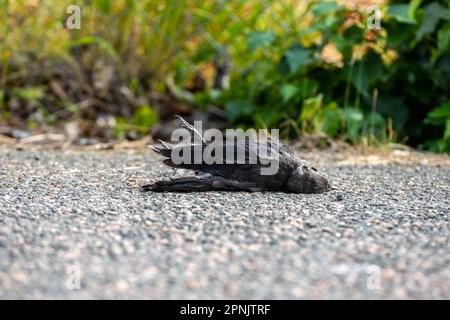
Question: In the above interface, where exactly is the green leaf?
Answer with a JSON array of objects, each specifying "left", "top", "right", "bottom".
[
  {"left": 343, "top": 108, "right": 364, "bottom": 140},
  {"left": 94, "top": 0, "right": 112, "bottom": 14},
  {"left": 425, "top": 109, "right": 450, "bottom": 152},
  {"left": 351, "top": 53, "right": 384, "bottom": 96},
  {"left": 284, "top": 44, "right": 314, "bottom": 74},
  {"left": 246, "top": 31, "right": 276, "bottom": 52},
  {"left": 132, "top": 105, "right": 158, "bottom": 129},
  {"left": 432, "top": 21, "right": 450, "bottom": 62},
  {"left": 423, "top": 139, "right": 449, "bottom": 152},
  {"left": 408, "top": 0, "right": 423, "bottom": 18},
  {"left": 416, "top": 2, "right": 444, "bottom": 41},
  {"left": 277, "top": 58, "right": 291, "bottom": 76},
  {"left": 225, "top": 101, "right": 256, "bottom": 122},
  {"left": 72, "top": 36, "right": 120, "bottom": 61},
  {"left": 440, "top": 8, "right": 450, "bottom": 20},
  {"left": 12, "top": 86, "right": 45, "bottom": 101},
  {"left": 386, "top": 23, "right": 417, "bottom": 46},
  {"left": 312, "top": 1, "right": 338, "bottom": 16},
  {"left": 445, "top": 117, "right": 450, "bottom": 140},
  {"left": 388, "top": 4, "right": 416, "bottom": 24},
  {"left": 280, "top": 84, "right": 300, "bottom": 103},
  {"left": 299, "top": 94, "right": 323, "bottom": 124},
  {"left": 321, "top": 102, "right": 342, "bottom": 136},
  {"left": 427, "top": 101, "right": 450, "bottom": 121}
]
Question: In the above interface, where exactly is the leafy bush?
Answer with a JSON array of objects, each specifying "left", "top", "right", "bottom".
[
  {"left": 0, "top": 0, "right": 449, "bottom": 152},
  {"left": 184, "top": 0, "right": 450, "bottom": 151}
]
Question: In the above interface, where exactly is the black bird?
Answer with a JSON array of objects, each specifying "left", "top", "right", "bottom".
[{"left": 141, "top": 117, "right": 330, "bottom": 194}]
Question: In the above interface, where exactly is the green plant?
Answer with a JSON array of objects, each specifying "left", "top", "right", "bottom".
[
  {"left": 184, "top": 0, "right": 449, "bottom": 150},
  {"left": 0, "top": 0, "right": 449, "bottom": 152},
  {"left": 114, "top": 105, "right": 158, "bottom": 138},
  {"left": 425, "top": 101, "right": 450, "bottom": 152}
]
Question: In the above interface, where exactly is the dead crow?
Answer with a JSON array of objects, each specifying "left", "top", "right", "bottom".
[{"left": 141, "top": 117, "right": 330, "bottom": 193}]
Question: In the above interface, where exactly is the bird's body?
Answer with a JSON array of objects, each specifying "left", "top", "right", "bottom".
[{"left": 141, "top": 117, "right": 330, "bottom": 194}]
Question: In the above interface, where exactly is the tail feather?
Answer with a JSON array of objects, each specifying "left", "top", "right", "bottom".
[
  {"left": 140, "top": 177, "right": 214, "bottom": 192},
  {"left": 140, "top": 176, "right": 263, "bottom": 193}
]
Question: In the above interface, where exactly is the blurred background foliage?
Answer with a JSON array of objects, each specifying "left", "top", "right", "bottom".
[{"left": 0, "top": 0, "right": 449, "bottom": 152}]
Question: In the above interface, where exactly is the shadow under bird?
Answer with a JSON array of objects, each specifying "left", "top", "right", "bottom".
[{"left": 141, "top": 116, "right": 330, "bottom": 193}]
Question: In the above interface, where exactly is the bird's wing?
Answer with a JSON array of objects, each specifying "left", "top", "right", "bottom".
[
  {"left": 151, "top": 140, "right": 283, "bottom": 160},
  {"left": 150, "top": 139, "right": 302, "bottom": 191}
]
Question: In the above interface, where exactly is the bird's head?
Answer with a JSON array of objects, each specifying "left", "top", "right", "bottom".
[{"left": 286, "top": 165, "right": 330, "bottom": 194}]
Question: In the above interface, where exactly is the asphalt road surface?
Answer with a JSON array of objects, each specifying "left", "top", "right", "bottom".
[{"left": 0, "top": 146, "right": 449, "bottom": 299}]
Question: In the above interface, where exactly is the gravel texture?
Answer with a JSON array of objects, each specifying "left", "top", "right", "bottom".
[{"left": 0, "top": 146, "right": 449, "bottom": 299}]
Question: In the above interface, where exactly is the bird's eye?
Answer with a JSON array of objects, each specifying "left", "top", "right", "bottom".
[{"left": 311, "top": 167, "right": 317, "bottom": 172}]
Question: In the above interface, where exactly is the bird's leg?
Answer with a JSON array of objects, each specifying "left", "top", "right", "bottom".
[{"left": 174, "top": 115, "right": 207, "bottom": 144}]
